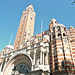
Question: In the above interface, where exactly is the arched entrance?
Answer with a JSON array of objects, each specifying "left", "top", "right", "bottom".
[{"left": 3, "top": 53, "right": 32, "bottom": 75}]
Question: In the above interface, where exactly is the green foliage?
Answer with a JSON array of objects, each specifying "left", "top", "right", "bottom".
[{"left": 68, "top": 0, "right": 75, "bottom": 4}]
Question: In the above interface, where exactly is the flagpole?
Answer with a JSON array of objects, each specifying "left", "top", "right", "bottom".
[
  {"left": 9, "top": 33, "right": 13, "bottom": 45},
  {"left": 41, "top": 18, "right": 43, "bottom": 41}
]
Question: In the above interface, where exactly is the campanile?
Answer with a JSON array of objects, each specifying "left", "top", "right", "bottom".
[{"left": 14, "top": 4, "right": 35, "bottom": 50}]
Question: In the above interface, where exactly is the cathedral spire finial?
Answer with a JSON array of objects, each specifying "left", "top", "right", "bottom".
[
  {"left": 28, "top": 4, "right": 33, "bottom": 6},
  {"left": 27, "top": 4, "right": 33, "bottom": 8},
  {"left": 26, "top": 4, "right": 34, "bottom": 12}
]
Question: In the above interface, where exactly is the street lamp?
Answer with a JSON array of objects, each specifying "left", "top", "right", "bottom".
[{"left": 12, "top": 66, "right": 16, "bottom": 75}]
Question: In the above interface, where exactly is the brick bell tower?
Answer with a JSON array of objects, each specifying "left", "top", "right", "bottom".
[
  {"left": 14, "top": 4, "right": 35, "bottom": 50},
  {"left": 49, "top": 19, "right": 74, "bottom": 75}
]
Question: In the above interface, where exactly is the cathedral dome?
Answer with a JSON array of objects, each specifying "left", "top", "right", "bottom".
[
  {"left": 1, "top": 45, "right": 14, "bottom": 55},
  {"left": 55, "top": 24, "right": 65, "bottom": 27},
  {"left": 5, "top": 45, "right": 14, "bottom": 50},
  {"left": 50, "top": 19, "right": 58, "bottom": 25},
  {"left": 69, "top": 26, "right": 74, "bottom": 29},
  {"left": 50, "top": 19, "right": 65, "bottom": 28},
  {"left": 50, "top": 19, "right": 56, "bottom": 22}
]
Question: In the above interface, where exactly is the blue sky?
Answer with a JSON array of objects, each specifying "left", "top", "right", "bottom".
[{"left": 0, "top": 0, "right": 75, "bottom": 52}]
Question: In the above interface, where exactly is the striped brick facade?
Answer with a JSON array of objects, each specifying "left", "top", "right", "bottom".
[
  {"left": 0, "top": 5, "right": 75, "bottom": 75},
  {"left": 67, "top": 27, "right": 75, "bottom": 65},
  {"left": 49, "top": 19, "right": 75, "bottom": 75}
]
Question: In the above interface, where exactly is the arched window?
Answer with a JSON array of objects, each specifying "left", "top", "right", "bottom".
[
  {"left": 64, "top": 27, "right": 66, "bottom": 31},
  {"left": 58, "top": 33, "right": 61, "bottom": 36},
  {"left": 24, "top": 16, "right": 26, "bottom": 19},
  {"left": 30, "top": 17, "right": 33, "bottom": 20},
  {"left": 63, "top": 33, "right": 66, "bottom": 36},
  {"left": 61, "top": 61, "right": 65, "bottom": 69},
  {"left": 55, "top": 21, "right": 57, "bottom": 23},
  {"left": 53, "top": 35, "right": 55, "bottom": 38},
  {"left": 58, "top": 27, "right": 60, "bottom": 31},
  {"left": 51, "top": 22, "right": 53, "bottom": 24},
  {"left": 55, "top": 62, "right": 58, "bottom": 70}
]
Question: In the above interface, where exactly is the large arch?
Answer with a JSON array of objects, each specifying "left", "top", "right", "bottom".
[{"left": 3, "top": 53, "right": 33, "bottom": 75}]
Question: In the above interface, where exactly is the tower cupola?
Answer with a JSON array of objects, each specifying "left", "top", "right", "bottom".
[
  {"left": 26, "top": 4, "right": 34, "bottom": 12},
  {"left": 49, "top": 19, "right": 58, "bottom": 30}
]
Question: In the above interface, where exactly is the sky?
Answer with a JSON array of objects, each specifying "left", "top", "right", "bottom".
[{"left": 0, "top": 0, "right": 75, "bottom": 52}]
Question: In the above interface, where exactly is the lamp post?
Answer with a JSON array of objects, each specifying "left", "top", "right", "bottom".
[{"left": 12, "top": 66, "right": 16, "bottom": 75}]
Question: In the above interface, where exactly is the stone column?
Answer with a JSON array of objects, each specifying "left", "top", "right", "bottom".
[
  {"left": 46, "top": 52, "right": 48, "bottom": 64},
  {"left": 0, "top": 59, "right": 5, "bottom": 71},
  {"left": 43, "top": 53, "right": 44, "bottom": 65},
  {"left": 34, "top": 53, "right": 35, "bottom": 65},
  {"left": 0, "top": 63, "right": 2, "bottom": 71},
  {"left": 34, "top": 50, "right": 36, "bottom": 65},
  {"left": 31, "top": 65, "right": 33, "bottom": 71},
  {"left": 40, "top": 52, "right": 42, "bottom": 64}
]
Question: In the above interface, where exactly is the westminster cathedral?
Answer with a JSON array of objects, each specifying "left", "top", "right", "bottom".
[{"left": 0, "top": 4, "right": 75, "bottom": 75}]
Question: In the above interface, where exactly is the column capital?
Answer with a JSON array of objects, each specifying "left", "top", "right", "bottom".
[{"left": 34, "top": 49, "right": 36, "bottom": 54}]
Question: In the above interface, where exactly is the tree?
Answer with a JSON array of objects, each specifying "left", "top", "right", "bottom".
[{"left": 68, "top": 0, "right": 75, "bottom": 4}]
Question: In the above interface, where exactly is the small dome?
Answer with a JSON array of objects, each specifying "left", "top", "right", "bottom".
[
  {"left": 69, "top": 26, "right": 74, "bottom": 29},
  {"left": 43, "top": 35, "right": 49, "bottom": 39},
  {"left": 50, "top": 19, "right": 57, "bottom": 24},
  {"left": 5, "top": 45, "right": 14, "bottom": 50},
  {"left": 50, "top": 19, "right": 56, "bottom": 22},
  {"left": 55, "top": 24, "right": 65, "bottom": 27}
]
